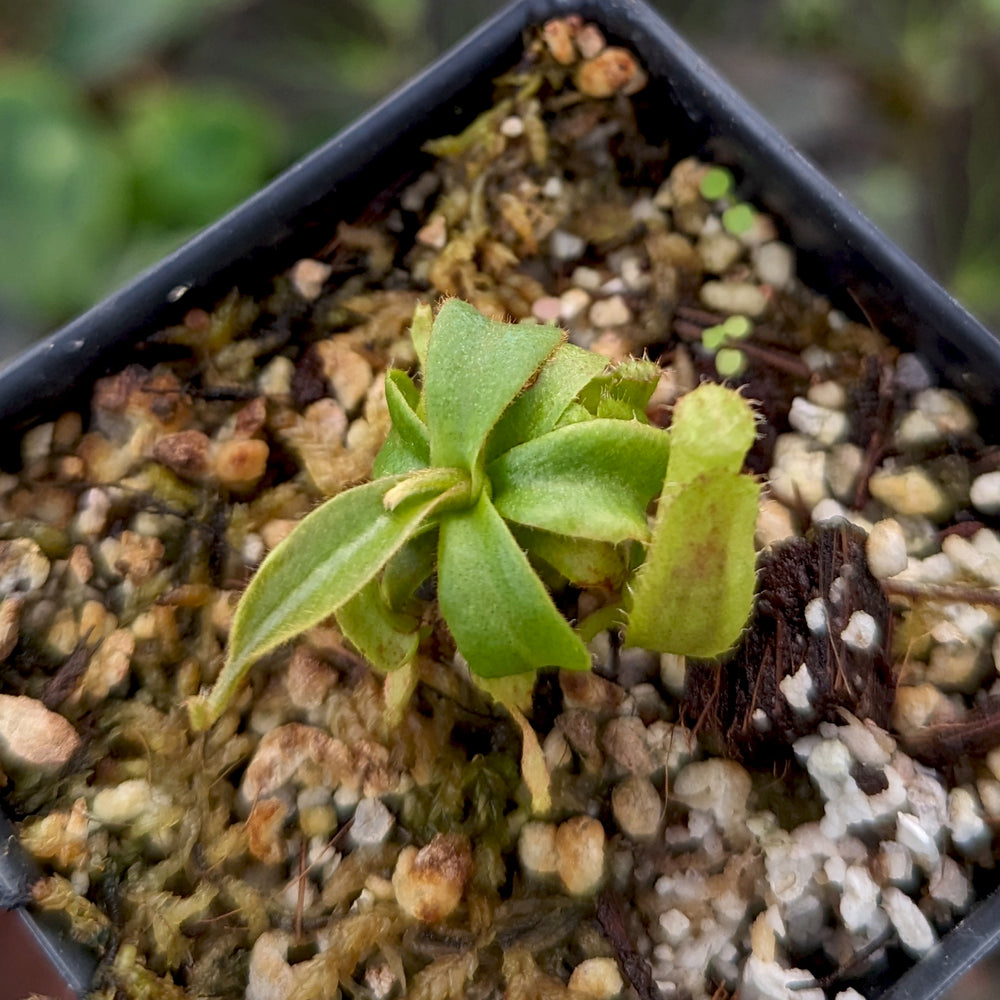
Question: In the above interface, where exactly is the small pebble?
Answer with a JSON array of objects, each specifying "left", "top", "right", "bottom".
[
  {"left": 0, "top": 695, "right": 80, "bottom": 772},
  {"left": 699, "top": 279, "right": 768, "bottom": 317},
  {"left": 753, "top": 241, "right": 794, "bottom": 289},
  {"left": 551, "top": 229, "right": 587, "bottom": 262},
  {"left": 415, "top": 214, "right": 447, "bottom": 250},
  {"left": 531, "top": 296, "right": 563, "bottom": 322},
  {"left": 350, "top": 797, "right": 395, "bottom": 846},
  {"left": 788, "top": 397, "right": 849, "bottom": 446},
  {"left": 696, "top": 231, "right": 743, "bottom": 273},
  {"left": 555, "top": 815, "right": 606, "bottom": 895},
  {"left": 392, "top": 833, "right": 473, "bottom": 923},
  {"left": 559, "top": 287, "right": 591, "bottom": 320},
  {"left": 768, "top": 434, "right": 829, "bottom": 509},
  {"left": 519, "top": 820, "right": 559, "bottom": 877},
  {"left": 575, "top": 48, "right": 643, "bottom": 98},
  {"left": 868, "top": 466, "right": 952, "bottom": 520},
  {"left": 589, "top": 295, "right": 632, "bottom": 327},
  {"left": 612, "top": 774, "right": 661, "bottom": 840},
  {"left": 499, "top": 115, "right": 524, "bottom": 138},
  {"left": 568, "top": 957, "right": 623, "bottom": 999},
  {"left": 0, "top": 539, "right": 50, "bottom": 597},
  {"left": 895, "top": 353, "right": 934, "bottom": 392},
  {"left": 673, "top": 760, "right": 751, "bottom": 830},
  {"left": 572, "top": 266, "right": 603, "bottom": 290},
  {"left": 866, "top": 519, "right": 908, "bottom": 579},
  {"left": 574, "top": 24, "right": 606, "bottom": 59},
  {"left": 970, "top": 471, "right": 1000, "bottom": 515},
  {"left": 289, "top": 259, "right": 332, "bottom": 301}
]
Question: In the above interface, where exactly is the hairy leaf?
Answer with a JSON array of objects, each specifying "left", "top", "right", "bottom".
[
  {"left": 514, "top": 525, "right": 627, "bottom": 589},
  {"left": 578, "top": 356, "right": 660, "bottom": 421},
  {"left": 437, "top": 494, "right": 590, "bottom": 677},
  {"left": 486, "top": 343, "right": 607, "bottom": 460},
  {"left": 666, "top": 381, "right": 757, "bottom": 484},
  {"left": 381, "top": 528, "right": 438, "bottom": 610},
  {"left": 489, "top": 419, "right": 670, "bottom": 543},
  {"left": 190, "top": 476, "right": 449, "bottom": 728},
  {"left": 336, "top": 577, "right": 419, "bottom": 674},
  {"left": 626, "top": 472, "right": 760, "bottom": 658},
  {"left": 409, "top": 301, "right": 433, "bottom": 372},
  {"left": 372, "top": 370, "right": 429, "bottom": 478},
  {"left": 424, "top": 299, "right": 563, "bottom": 474}
]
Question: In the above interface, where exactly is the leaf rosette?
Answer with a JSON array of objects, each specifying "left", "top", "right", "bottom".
[{"left": 189, "top": 299, "right": 759, "bottom": 730}]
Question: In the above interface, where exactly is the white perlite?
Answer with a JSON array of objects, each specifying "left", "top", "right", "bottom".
[
  {"left": 840, "top": 611, "right": 879, "bottom": 652},
  {"left": 803, "top": 598, "right": 828, "bottom": 635},
  {"left": 839, "top": 865, "right": 881, "bottom": 934},
  {"left": 866, "top": 519, "right": 908, "bottom": 579},
  {"left": 778, "top": 662, "right": 815, "bottom": 714},
  {"left": 881, "top": 887, "right": 936, "bottom": 956}
]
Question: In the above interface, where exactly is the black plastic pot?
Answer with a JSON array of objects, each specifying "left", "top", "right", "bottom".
[{"left": 2, "top": 1, "right": 999, "bottom": 998}]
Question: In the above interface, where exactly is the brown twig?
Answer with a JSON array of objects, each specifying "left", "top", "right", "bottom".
[{"left": 883, "top": 579, "right": 1000, "bottom": 607}]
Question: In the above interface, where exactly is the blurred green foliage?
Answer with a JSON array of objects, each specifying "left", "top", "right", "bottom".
[{"left": 3, "top": 0, "right": 1000, "bottom": 347}]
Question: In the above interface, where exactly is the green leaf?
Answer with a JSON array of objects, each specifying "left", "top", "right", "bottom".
[
  {"left": 424, "top": 299, "right": 564, "bottom": 474},
  {"left": 489, "top": 419, "right": 670, "bottom": 544},
  {"left": 513, "top": 526, "right": 627, "bottom": 590},
  {"left": 409, "top": 302, "right": 432, "bottom": 372},
  {"left": 578, "top": 356, "right": 660, "bottom": 422},
  {"left": 383, "top": 466, "right": 468, "bottom": 510},
  {"left": 626, "top": 472, "right": 760, "bottom": 658},
  {"left": 486, "top": 343, "right": 607, "bottom": 460},
  {"left": 372, "top": 369, "right": 430, "bottom": 478},
  {"left": 336, "top": 577, "right": 419, "bottom": 674},
  {"left": 666, "top": 382, "right": 757, "bottom": 485},
  {"left": 381, "top": 528, "right": 438, "bottom": 610},
  {"left": 437, "top": 494, "right": 591, "bottom": 678},
  {"left": 190, "top": 475, "right": 448, "bottom": 728}
]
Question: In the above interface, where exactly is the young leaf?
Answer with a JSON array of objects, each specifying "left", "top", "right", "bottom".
[
  {"left": 666, "top": 382, "right": 757, "bottom": 484},
  {"left": 577, "top": 356, "right": 660, "bottom": 421},
  {"left": 385, "top": 369, "right": 429, "bottom": 459},
  {"left": 424, "top": 299, "right": 564, "bottom": 473},
  {"left": 489, "top": 419, "right": 670, "bottom": 544},
  {"left": 486, "top": 343, "right": 607, "bottom": 460},
  {"left": 437, "top": 494, "right": 591, "bottom": 677},
  {"left": 381, "top": 528, "right": 438, "bottom": 610},
  {"left": 189, "top": 476, "right": 450, "bottom": 729},
  {"left": 513, "top": 525, "right": 627, "bottom": 590},
  {"left": 336, "top": 577, "right": 419, "bottom": 675},
  {"left": 626, "top": 472, "right": 760, "bottom": 658},
  {"left": 409, "top": 302, "right": 433, "bottom": 372},
  {"left": 372, "top": 369, "right": 430, "bottom": 478}
]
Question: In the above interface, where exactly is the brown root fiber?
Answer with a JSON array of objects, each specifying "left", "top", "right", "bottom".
[{"left": 685, "top": 523, "right": 894, "bottom": 763}]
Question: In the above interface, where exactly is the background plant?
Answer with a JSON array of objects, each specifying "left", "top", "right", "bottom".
[{"left": 189, "top": 299, "right": 759, "bottom": 730}]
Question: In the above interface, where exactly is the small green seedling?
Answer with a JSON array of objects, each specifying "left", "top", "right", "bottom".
[
  {"left": 701, "top": 314, "right": 753, "bottom": 378},
  {"left": 722, "top": 202, "right": 756, "bottom": 236},
  {"left": 188, "top": 299, "right": 760, "bottom": 730},
  {"left": 699, "top": 166, "right": 734, "bottom": 201}
]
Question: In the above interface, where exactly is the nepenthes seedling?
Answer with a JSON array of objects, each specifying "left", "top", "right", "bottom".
[{"left": 187, "top": 299, "right": 760, "bottom": 735}]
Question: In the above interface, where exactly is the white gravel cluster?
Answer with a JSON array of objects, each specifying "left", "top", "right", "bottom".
[{"left": 640, "top": 712, "right": 987, "bottom": 1000}]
